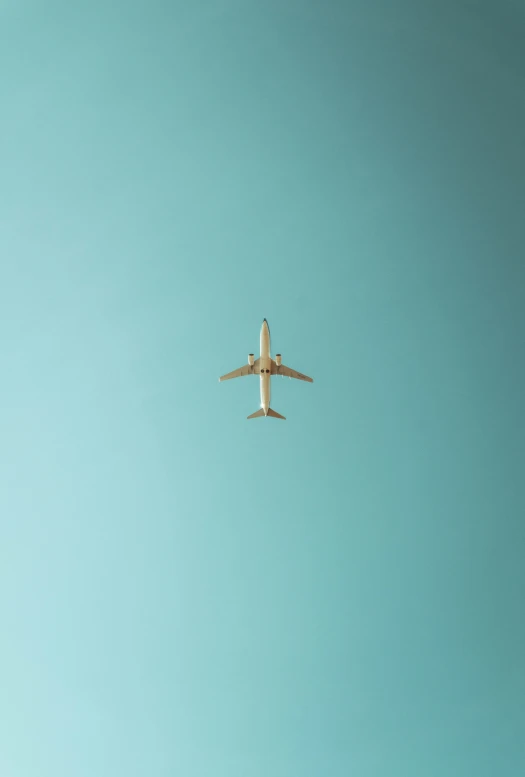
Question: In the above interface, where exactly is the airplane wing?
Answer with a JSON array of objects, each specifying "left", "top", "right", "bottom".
[
  {"left": 219, "top": 359, "right": 260, "bottom": 381},
  {"left": 272, "top": 361, "right": 313, "bottom": 382}
]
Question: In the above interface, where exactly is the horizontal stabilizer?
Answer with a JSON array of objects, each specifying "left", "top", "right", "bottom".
[
  {"left": 247, "top": 408, "right": 265, "bottom": 419},
  {"left": 246, "top": 407, "right": 286, "bottom": 420}
]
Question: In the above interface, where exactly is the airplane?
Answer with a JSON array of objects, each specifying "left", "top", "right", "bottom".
[{"left": 219, "top": 318, "right": 313, "bottom": 419}]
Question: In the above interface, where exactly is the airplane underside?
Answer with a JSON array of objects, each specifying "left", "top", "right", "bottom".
[{"left": 219, "top": 319, "right": 313, "bottom": 419}]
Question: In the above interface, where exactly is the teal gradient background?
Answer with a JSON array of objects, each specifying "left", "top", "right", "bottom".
[{"left": 1, "top": 2, "right": 524, "bottom": 775}]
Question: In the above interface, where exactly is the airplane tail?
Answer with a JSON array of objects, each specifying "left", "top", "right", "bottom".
[{"left": 247, "top": 407, "right": 286, "bottom": 420}]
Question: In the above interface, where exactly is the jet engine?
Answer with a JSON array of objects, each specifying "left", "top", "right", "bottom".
[
  {"left": 275, "top": 354, "right": 282, "bottom": 366},
  {"left": 248, "top": 353, "right": 255, "bottom": 366}
]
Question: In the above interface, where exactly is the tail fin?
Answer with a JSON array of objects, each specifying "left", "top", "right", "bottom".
[{"left": 247, "top": 407, "right": 286, "bottom": 420}]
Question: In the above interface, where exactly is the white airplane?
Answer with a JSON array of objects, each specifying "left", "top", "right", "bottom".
[{"left": 219, "top": 319, "right": 313, "bottom": 419}]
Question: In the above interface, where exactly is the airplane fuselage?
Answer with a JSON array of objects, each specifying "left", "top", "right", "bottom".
[{"left": 259, "top": 319, "right": 271, "bottom": 415}]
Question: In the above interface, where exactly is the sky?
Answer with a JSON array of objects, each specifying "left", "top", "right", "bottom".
[{"left": 1, "top": 1, "right": 524, "bottom": 775}]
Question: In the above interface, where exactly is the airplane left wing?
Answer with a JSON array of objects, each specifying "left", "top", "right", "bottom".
[
  {"left": 219, "top": 359, "right": 260, "bottom": 381},
  {"left": 272, "top": 361, "right": 313, "bottom": 382}
]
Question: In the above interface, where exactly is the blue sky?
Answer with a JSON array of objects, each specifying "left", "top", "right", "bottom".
[{"left": 1, "top": 2, "right": 524, "bottom": 775}]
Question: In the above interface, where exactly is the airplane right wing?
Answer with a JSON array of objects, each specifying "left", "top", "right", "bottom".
[
  {"left": 219, "top": 359, "right": 260, "bottom": 381},
  {"left": 272, "top": 362, "right": 313, "bottom": 382}
]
